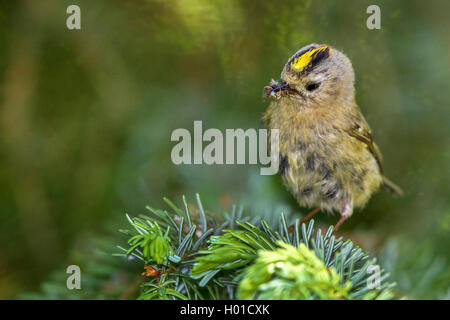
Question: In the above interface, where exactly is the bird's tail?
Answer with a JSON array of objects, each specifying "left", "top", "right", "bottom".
[{"left": 382, "top": 176, "right": 404, "bottom": 196}]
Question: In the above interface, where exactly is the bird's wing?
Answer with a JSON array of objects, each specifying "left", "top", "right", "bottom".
[
  {"left": 346, "top": 115, "right": 404, "bottom": 196},
  {"left": 346, "top": 117, "right": 384, "bottom": 175}
]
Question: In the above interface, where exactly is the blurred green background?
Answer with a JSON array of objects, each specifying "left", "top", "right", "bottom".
[{"left": 0, "top": 0, "right": 449, "bottom": 299}]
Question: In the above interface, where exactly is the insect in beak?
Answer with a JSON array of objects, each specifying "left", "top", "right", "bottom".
[{"left": 264, "top": 80, "right": 299, "bottom": 99}]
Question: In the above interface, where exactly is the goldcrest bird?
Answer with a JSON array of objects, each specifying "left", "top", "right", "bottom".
[{"left": 262, "top": 43, "right": 403, "bottom": 231}]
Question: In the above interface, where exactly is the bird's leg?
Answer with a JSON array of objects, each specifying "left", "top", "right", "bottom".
[
  {"left": 287, "top": 208, "right": 320, "bottom": 233},
  {"left": 333, "top": 216, "right": 347, "bottom": 233},
  {"left": 333, "top": 198, "right": 353, "bottom": 234},
  {"left": 299, "top": 207, "right": 320, "bottom": 225}
]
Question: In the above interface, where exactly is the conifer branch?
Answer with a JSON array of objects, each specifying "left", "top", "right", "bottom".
[{"left": 117, "top": 194, "right": 396, "bottom": 300}]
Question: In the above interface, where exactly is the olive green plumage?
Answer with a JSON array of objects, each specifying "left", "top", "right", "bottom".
[{"left": 263, "top": 43, "right": 402, "bottom": 229}]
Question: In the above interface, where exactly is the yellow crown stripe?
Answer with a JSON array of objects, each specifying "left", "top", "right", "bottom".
[{"left": 291, "top": 45, "right": 330, "bottom": 71}]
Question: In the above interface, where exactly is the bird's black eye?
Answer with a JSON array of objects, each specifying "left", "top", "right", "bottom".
[{"left": 306, "top": 82, "right": 320, "bottom": 91}]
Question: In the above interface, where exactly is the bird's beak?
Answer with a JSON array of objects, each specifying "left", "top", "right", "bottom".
[{"left": 264, "top": 80, "right": 299, "bottom": 99}]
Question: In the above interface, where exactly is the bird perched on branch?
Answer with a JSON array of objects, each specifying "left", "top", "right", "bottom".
[{"left": 263, "top": 43, "right": 403, "bottom": 231}]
